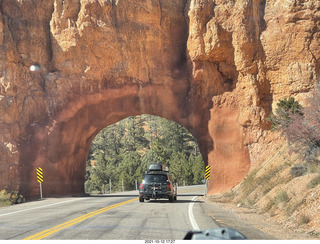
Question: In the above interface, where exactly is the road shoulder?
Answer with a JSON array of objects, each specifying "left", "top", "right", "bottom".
[{"left": 201, "top": 196, "right": 316, "bottom": 240}]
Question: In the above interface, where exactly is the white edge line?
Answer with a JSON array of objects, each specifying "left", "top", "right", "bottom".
[
  {"left": 0, "top": 198, "right": 83, "bottom": 217},
  {"left": 188, "top": 196, "right": 200, "bottom": 231}
]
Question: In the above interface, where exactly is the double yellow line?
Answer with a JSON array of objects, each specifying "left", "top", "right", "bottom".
[
  {"left": 23, "top": 188, "right": 204, "bottom": 240},
  {"left": 24, "top": 197, "right": 138, "bottom": 240}
]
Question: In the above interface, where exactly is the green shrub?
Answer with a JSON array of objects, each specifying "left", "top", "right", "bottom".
[
  {"left": 308, "top": 230, "right": 319, "bottom": 237},
  {"left": 263, "top": 191, "right": 289, "bottom": 213},
  {"left": 10, "top": 191, "right": 25, "bottom": 204},
  {"left": 298, "top": 215, "right": 310, "bottom": 225},
  {"left": 275, "top": 190, "right": 289, "bottom": 204},
  {"left": 290, "top": 164, "right": 308, "bottom": 177},
  {"left": 0, "top": 190, "right": 25, "bottom": 207},
  {"left": 267, "top": 97, "right": 303, "bottom": 131},
  {"left": 263, "top": 198, "right": 276, "bottom": 212}
]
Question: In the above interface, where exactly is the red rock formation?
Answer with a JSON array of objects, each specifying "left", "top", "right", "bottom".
[{"left": 0, "top": 0, "right": 319, "bottom": 197}]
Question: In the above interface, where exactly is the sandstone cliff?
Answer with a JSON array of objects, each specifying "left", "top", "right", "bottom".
[{"left": 0, "top": 0, "right": 319, "bottom": 202}]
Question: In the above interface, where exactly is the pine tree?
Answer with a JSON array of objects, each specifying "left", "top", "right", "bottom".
[
  {"left": 192, "top": 155, "right": 205, "bottom": 184},
  {"left": 85, "top": 114, "right": 204, "bottom": 193},
  {"left": 267, "top": 97, "right": 303, "bottom": 130}
]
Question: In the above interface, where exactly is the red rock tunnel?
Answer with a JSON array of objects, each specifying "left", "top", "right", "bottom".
[
  {"left": 18, "top": 81, "right": 250, "bottom": 198},
  {"left": 0, "top": 0, "right": 259, "bottom": 198}
]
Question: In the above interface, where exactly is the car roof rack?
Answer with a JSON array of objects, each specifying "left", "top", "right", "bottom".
[
  {"left": 145, "top": 170, "right": 169, "bottom": 175},
  {"left": 148, "top": 164, "right": 168, "bottom": 172},
  {"left": 145, "top": 164, "right": 169, "bottom": 175}
]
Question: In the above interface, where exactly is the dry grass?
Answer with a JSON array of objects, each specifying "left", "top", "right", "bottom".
[
  {"left": 0, "top": 190, "right": 25, "bottom": 207},
  {"left": 307, "top": 174, "right": 320, "bottom": 189},
  {"left": 298, "top": 215, "right": 311, "bottom": 226},
  {"left": 0, "top": 190, "right": 12, "bottom": 207},
  {"left": 275, "top": 190, "right": 289, "bottom": 204}
]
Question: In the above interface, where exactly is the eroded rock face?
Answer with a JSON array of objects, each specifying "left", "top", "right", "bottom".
[
  {"left": 187, "top": 0, "right": 319, "bottom": 194},
  {"left": 0, "top": 0, "right": 319, "bottom": 197}
]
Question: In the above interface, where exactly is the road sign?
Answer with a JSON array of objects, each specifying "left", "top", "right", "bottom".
[
  {"left": 37, "top": 167, "right": 43, "bottom": 183},
  {"left": 36, "top": 167, "right": 44, "bottom": 200},
  {"left": 205, "top": 165, "right": 211, "bottom": 180}
]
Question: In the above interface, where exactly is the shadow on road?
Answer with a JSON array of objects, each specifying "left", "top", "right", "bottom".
[
  {"left": 88, "top": 194, "right": 139, "bottom": 198},
  {"left": 178, "top": 194, "right": 204, "bottom": 197},
  {"left": 87, "top": 193, "right": 204, "bottom": 198},
  {"left": 145, "top": 199, "right": 204, "bottom": 204}
]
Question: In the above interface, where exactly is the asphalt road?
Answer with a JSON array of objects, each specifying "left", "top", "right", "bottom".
[{"left": 0, "top": 185, "right": 275, "bottom": 240}]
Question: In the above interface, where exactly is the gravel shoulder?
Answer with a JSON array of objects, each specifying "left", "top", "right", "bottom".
[{"left": 201, "top": 196, "right": 317, "bottom": 240}]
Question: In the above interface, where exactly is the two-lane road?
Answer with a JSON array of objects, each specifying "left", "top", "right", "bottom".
[
  {"left": 0, "top": 185, "right": 278, "bottom": 240},
  {"left": 0, "top": 185, "right": 214, "bottom": 240}
]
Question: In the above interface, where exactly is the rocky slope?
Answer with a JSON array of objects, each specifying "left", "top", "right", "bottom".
[
  {"left": 209, "top": 133, "right": 320, "bottom": 238},
  {"left": 0, "top": 0, "right": 319, "bottom": 200}
]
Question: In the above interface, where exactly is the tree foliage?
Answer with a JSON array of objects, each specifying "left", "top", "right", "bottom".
[
  {"left": 85, "top": 115, "right": 205, "bottom": 193},
  {"left": 268, "top": 85, "right": 320, "bottom": 172},
  {"left": 267, "top": 97, "right": 303, "bottom": 131}
]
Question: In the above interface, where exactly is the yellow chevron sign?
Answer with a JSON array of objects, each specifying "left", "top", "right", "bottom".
[
  {"left": 37, "top": 167, "right": 43, "bottom": 183},
  {"left": 205, "top": 165, "right": 211, "bottom": 180}
]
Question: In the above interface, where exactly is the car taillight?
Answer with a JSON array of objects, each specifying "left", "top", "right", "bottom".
[
  {"left": 168, "top": 183, "right": 172, "bottom": 189},
  {"left": 139, "top": 183, "right": 144, "bottom": 190}
]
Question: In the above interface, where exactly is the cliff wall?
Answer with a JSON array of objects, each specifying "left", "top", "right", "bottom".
[{"left": 0, "top": 0, "right": 319, "bottom": 197}]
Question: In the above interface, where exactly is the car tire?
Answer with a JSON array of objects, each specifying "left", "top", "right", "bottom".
[
  {"left": 169, "top": 196, "right": 174, "bottom": 202},
  {"left": 139, "top": 196, "right": 144, "bottom": 202}
]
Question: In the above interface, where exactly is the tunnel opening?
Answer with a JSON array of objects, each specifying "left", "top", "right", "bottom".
[
  {"left": 17, "top": 77, "right": 213, "bottom": 199},
  {"left": 84, "top": 114, "right": 205, "bottom": 195},
  {"left": 16, "top": 78, "right": 251, "bottom": 199}
]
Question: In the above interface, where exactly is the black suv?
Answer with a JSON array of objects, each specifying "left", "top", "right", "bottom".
[{"left": 139, "top": 164, "right": 177, "bottom": 202}]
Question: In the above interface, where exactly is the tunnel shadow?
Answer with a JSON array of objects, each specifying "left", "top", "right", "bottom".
[
  {"left": 88, "top": 194, "right": 139, "bottom": 198},
  {"left": 178, "top": 194, "right": 204, "bottom": 197},
  {"left": 87, "top": 193, "right": 204, "bottom": 201},
  {"left": 24, "top": 193, "right": 204, "bottom": 204},
  {"left": 146, "top": 199, "right": 204, "bottom": 204}
]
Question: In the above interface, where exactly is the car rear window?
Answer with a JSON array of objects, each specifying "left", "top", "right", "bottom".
[{"left": 144, "top": 174, "right": 168, "bottom": 183}]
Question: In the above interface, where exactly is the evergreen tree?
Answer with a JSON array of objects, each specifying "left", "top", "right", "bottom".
[
  {"left": 169, "top": 151, "right": 185, "bottom": 185},
  {"left": 159, "top": 118, "right": 196, "bottom": 157},
  {"left": 120, "top": 116, "right": 149, "bottom": 153},
  {"left": 85, "top": 114, "right": 204, "bottom": 194},
  {"left": 149, "top": 138, "right": 169, "bottom": 165},
  {"left": 192, "top": 155, "right": 205, "bottom": 184},
  {"left": 267, "top": 97, "right": 303, "bottom": 130}
]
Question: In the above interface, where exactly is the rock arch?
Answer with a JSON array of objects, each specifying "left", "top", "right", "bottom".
[
  {"left": 0, "top": 0, "right": 259, "bottom": 198},
  {"left": 17, "top": 78, "right": 249, "bottom": 197},
  {"left": 18, "top": 82, "right": 209, "bottom": 197},
  {"left": 2, "top": 0, "right": 318, "bottom": 198}
]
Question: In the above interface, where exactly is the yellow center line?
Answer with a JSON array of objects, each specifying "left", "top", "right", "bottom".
[
  {"left": 23, "top": 197, "right": 138, "bottom": 240},
  {"left": 23, "top": 187, "right": 204, "bottom": 240}
]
